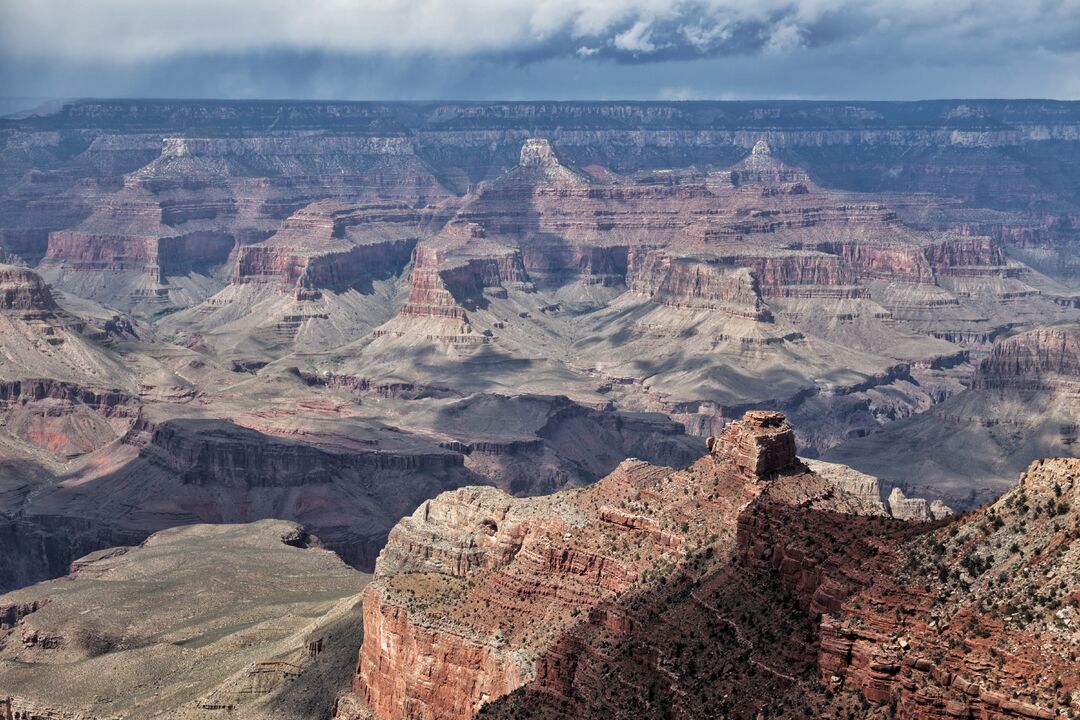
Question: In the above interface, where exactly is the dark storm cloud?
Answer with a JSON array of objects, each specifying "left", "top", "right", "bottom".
[{"left": 0, "top": 0, "right": 1078, "bottom": 100}]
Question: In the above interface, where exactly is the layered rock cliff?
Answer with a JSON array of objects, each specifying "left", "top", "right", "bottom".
[
  {"left": 343, "top": 412, "right": 954, "bottom": 720},
  {"left": 471, "top": 456, "right": 1077, "bottom": 720},
  {"left": 818, "top": 457, "right": 1080, "bottom": 718},
  {"left": 0, "top": 265, "right": 57, "bottom": 314},
  {"left": 232, "top": 202, "right": 423, "bottom": 295},
  {"left": 972, "top": 325, "right": 1080, "bottom": 391}
]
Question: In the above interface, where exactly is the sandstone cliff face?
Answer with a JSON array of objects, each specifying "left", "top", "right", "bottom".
[
  {"left": 472, "top": 457, "right": 1076, "bottom": 720},
  {"left": 0, "top": 266, "right": 57, "bottom": 314},
  {"left": 818, "top": 458, "right": 1080, "bottom": 718},
  {"left": 399, "top": 241, "right": 529, "bottom": 323},
  {"left": 236, "top": 237, "right": 416, "bottom": 296},
  {"left": 810, "top": 239, "right": 936, "bottom": 284},
  {"left": 345, "top": 412, "right": 931, "bottom": 720},
  {"left": 705, "top": 411, "right": 799, "bottom": 478},
  {"left": 349, "top": 412, "right": 796, "bottom": 720},
  {"left": 44, "top": 230, "right": 235, "bottom": 283},
  {"left": 922, "top": 233, "right": 1005, "bottom": 271},
  {"left": 972, "top": 326, "right": 1080, "bottom": 390}
]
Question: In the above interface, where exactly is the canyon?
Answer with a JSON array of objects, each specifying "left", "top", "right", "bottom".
[
  {"left": 826, "top": 324, "right": 1080, "bottom": 507},
  {"left": 0, "top": 99, "right": 1079, "bottom": 718}
]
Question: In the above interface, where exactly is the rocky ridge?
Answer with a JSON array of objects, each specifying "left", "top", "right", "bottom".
[
  {"left": 817, "top": 457, "right": 1080, "bottom": 718},
  {"left": 341, "top": 412, "right": 967, "bottom": 720},
  {"left": 467, "top": 456, "right": 1077, "bottom": 720}
]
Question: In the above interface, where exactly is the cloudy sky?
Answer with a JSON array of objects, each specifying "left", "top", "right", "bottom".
[{"left": 1, "top": 0, "right": 1079, "bottom": 101}]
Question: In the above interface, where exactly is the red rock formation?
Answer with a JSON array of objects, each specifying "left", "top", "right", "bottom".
[
  {"left": 357, "top": 576, "right": 530, "bottom": 720},
  {"left": 751, "top": 252, "right": 864, "bottom": 297},
  {"left": 399, "top": 240, "right": 529, "bottom": 321},
  {"left": 810, "top": 239, "right": 935, "bottom": 284},
  {"left": 706, "top": 410, "right": 800, "bottom": 478},
  {"left": 922, "top": 232, "right": 1005, "bottom": 271},
  {"left": 346, "top": 412, "right": 898, "bottom": 720},
  {"left": 472, "top": 457, "right": 1076, "bottom": 720},
  {"left": 818, "top": 458, "right": 1079, "bottom": 719}
]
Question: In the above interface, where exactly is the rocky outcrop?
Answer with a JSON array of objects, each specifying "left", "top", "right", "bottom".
[
  {"left": 885, "top": 486, "right": 953, "bottom": 520},
  {"left": 0, "top": 266, "right": 57, "bottom": 314},
  {"left": 706, "top": 411, "right": 800, "bottom": 478},
  {"left": 0, "top": 696, "right": 99, "bottom": 720},
  {"left": 350, "top": 453, "right": 702, "bottom": 720},
  {"left": 474, "top": 457, "right": 1077, "bottom": 720},
  {"left": 347, "top": 412, "right": 903, "bottom": 720},
  {"left": 802, "top": 459, "right": 891, "bottom": 517},
  {"left": 818, "top": 458, "right": 1080, "bottom": 718},
  {"left": 972, "top": 325, "right": 1080, "bottom": 390},
  {"left": 371, "top": 486, "right": 521, "bottom": 579}
]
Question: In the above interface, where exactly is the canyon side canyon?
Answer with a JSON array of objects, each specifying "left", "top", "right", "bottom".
[{"left": 0, "top": 100, "right": 1078, "bottom": 718}]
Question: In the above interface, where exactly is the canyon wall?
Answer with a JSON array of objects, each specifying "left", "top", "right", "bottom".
[{"left": 972, "top": 326, "right": 1080, "bottom": 390}]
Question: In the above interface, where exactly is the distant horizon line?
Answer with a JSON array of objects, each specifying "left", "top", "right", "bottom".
[{"left": 5, "top": 96, "right": 1080, "bottom": 105}]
